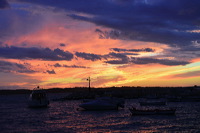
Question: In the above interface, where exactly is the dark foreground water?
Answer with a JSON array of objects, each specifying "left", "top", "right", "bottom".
[{"left": 1, "top": 93, "right": 200, "bottom": 133}]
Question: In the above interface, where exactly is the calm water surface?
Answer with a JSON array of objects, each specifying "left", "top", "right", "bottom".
[{"left": 0, "top": 93, "right": 200, "bottom": 133}]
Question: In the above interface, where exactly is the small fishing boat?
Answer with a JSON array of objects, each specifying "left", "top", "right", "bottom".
[
  {"left": 79, "top": 97, "right": 125, "bottom": 110},
  {"left": 28, "top": 86, "right": 50, "bottom": 108},
  {"left": 129, "top": 107, "right": 176, "bottom": 115}
]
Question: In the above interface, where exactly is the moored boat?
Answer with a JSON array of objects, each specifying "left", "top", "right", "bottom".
[{"left": 28, "top": 86, "right": 50, "bottom": 108}]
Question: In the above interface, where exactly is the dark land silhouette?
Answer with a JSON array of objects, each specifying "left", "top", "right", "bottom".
[{"left": 1, "top": 86, "right": 200, "bottom": 102}]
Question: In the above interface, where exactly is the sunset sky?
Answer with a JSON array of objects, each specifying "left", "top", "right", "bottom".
[{"left": 0, "top": 0, "right": 200, "bottom": 89}]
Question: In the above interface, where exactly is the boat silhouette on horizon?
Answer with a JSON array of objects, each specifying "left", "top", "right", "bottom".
[{"left": 28, "top": 86, "right": 50, "bottom": 108}]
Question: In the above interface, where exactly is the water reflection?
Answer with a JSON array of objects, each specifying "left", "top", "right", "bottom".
[{"left": 1, "top": 95, "right": 200, "bottom": 132}]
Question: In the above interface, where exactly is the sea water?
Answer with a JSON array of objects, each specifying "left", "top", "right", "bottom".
[{"left": 0, "top": 93, "right": 200, "bottom": 132}]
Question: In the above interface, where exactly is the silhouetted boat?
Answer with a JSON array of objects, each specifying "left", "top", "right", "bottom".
[
  {"left": 129, "top": 107, "right": 176, "bottom": 115},
  {"left": 79, "top": 97, "right": 125, "bottom": 110},
  {"left": 28, "top": 86, "right": 50, "bottom": 108}
]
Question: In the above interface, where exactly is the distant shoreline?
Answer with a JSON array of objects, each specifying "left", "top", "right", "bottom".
[
  {"left": 1, "top": 86, "right": 200, "bottom": 102},
  {"left": 0, "top": 86, "right": 197, "bottom": 94}
]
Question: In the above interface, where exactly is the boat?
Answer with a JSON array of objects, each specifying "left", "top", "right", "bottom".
[
  {"left": 79, "top": 97, "right": 125, "bottom": 110},
  {"left": 129, "top": 107, "right": 176, "bottom": 115},
  {"left": 28, "top": 86, "right": 50, "bottom": 108},
  {"left": 139, "top": 98, "right": 167, "bottom": 106}
]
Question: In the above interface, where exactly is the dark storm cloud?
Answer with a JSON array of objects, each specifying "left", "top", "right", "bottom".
[
  {"left": 131, "top": 57, "right": 190, "bottom": 66},
  {"left": 105, "top": 57, "right": 190, "bottom": 66},
  {"left": 75, "top": 52, "right": 102, "bottom": 61},
  {"left": 68, "top": 0, "right": 200, "bottom": 47},
  {"left": 0, "top": 46, "right": 73, "bottom": 61},
  {"left": 0, "top": 0, "right": 10, "bottom": 9},
  {"left": 15, "top": 0, "right": 200, "bottom": 47},
  {"left": 53, "top": 63, "right": 89, "bottom": 68},
  {"left": 111, "top": 48, "right": 155, "bottom": 52},
  {"left": 105, "top": 56, "right": 189, "bottom": 65},
  {"left": 107, "top": 52, "right": 128, "bottom": 59},
  {"left": 94, "top": 28, "right": 200, "bottom": 47},
  {"left": 159, "top": 44, "right": 200, "bottom": 61},
  {"left": 74, "top": 50, "right": 189, "bottom": 66},
  {"left": 102, "top": 51, "right": 190, "bottom": 65},
  {"left": 46, "top": 69, "right": 56, "bottom": 74},
  {"left": 177, "top": 45, "right": 200, "bottom": 52},
  {"left": 104, "top": 52, "right": 129, "bottom": 64},
  {"left": 123, "top": 53, "right": 139, "bottom": 56},
  {"left": 63, "top": 65, "right": 89, "bottom": 68},
  {"left": 105, "top": 59, "right": 129, "bottom": 64},
  {"left": 0, "top": 60, "right": 37, "bottom": 73},
  {"left": 53, "top": 63, "right": 62, "bottom": 67},
  {"left": 17, "top": 69, "right": 37, "bottom": 73},
  {"left": 59, "top": 43, "right": 66, "bottom": 47}
]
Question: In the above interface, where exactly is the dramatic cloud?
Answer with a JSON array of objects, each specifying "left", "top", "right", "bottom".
[
  {"left": 111, "top": 48, "right": 155, "bottom": 52},
  {"left": 53, "top": 63, "right": 89, "bottom": 68},
  {"left": 74, "top": 51, "right": 190, "bottom": 66},
  {"left": 59, "top": 43, "right": 66, "bottom": 47},
  {"left": 103, "top": 52, "right": 190, "bottom": 65},
  {"left": 0, "top": 46, "right": 73, "bottom": 61},
  {"left": 105, "top": 59, "right": 129, "bottom": 65},
  {"left": 107, "top": 52, "right": 128, "bottom": 59},
  {"left": 0, "top": 60, "right": 37, "bottom": 73},
  {"left": 75, "top": 52, "right": 102, "bottom": 61},
  {"left": 95, "top": 29, "right": 200, "bottom": 47},
  {"left": 53, "top": 63, "right": 62, "bottom": 67},
  {"left": 46, "top": 69, "right": 56, "bottom": 74},
  {"left": 71, "top": 0, "right": 200, "bottom": 48},
  {"left": 104, "top": 52, "right": 129, "bottom": 64},
  {"left": 131, "top": 57, "right": 190, "bottom": 66},
  {"left": 13, "top": 0, "right": 200, "bottom": 48}
]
